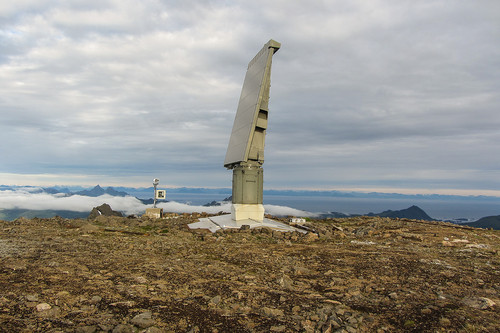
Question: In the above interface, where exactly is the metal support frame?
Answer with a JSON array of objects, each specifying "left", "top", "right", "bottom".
[{"left": 153, "top": 178, "right": 159, "bottom": 208}]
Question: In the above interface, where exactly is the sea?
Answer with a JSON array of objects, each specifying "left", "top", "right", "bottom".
[{"left": 156, "top": 192, "right": 500, "bottom": 222}]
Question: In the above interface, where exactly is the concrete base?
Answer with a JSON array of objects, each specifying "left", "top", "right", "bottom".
[
  {"left": 231, "top": 203, "right": 264, "bottom": 221},
  {"left": 188, "top": 214, "right": 306, "bottom": 233},
  {"left": 143, "top": 208, "right": 163, "bottom": 219}
]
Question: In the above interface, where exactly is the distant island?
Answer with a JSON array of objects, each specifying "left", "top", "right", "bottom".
[
  {"left": 314, "top": 205, "right": 434, "bottom": 221},
  {"left": 464, "top": 215, "right": 500, "bottom": 229}
]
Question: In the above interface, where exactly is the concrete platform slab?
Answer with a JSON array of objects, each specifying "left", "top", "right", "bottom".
[
  {"left": 188, "top": 214, "right": 306, "bottom": 233},
  {"left": 187, "top": 220, "right": 221, "bottom": 233}
]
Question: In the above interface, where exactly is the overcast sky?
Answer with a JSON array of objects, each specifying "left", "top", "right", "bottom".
[{"left": 1, "top": 0, "right": 499, "bottom": 196}]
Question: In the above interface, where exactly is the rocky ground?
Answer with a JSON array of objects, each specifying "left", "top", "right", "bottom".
[{"left": 0, "top": 213, "right": 499, "bottom": 332}]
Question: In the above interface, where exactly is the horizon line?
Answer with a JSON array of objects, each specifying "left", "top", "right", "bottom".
[{"left": 2, "top": 183, "right": 500, "bottom": 198}]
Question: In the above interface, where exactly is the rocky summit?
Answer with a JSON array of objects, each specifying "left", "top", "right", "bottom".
[{"left": 0, "top": 214, "right": 499, "bottom": 332}]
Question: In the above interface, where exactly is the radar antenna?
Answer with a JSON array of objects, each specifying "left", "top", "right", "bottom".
[{"left": 224, "top": 39, "right": 280, "bottom": 221}]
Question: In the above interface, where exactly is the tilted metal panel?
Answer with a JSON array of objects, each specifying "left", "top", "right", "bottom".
[{"left": 224, "top": 40, "right": 280, "bottom": 168}]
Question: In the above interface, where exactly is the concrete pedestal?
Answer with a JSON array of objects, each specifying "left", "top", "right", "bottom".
[
  {"left": 144, "top": 208, "right": 163, "bottom": 219},
  {"left": 231, "top": 203, "right": 264, "bottom": 222}
]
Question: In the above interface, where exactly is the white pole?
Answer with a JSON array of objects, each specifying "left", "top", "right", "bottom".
[{"left": 153, "top": 178, "right": 159, "bottom": 208}]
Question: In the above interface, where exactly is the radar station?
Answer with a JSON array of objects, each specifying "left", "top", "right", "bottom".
[{"left": 189, "top": 40, "right": 301, "bottom": 232}]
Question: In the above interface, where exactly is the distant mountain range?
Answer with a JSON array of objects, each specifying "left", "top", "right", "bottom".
[
  {"left": 313, "top": 206, "right": 497, "bottom": 229},
  {"left": 0, "top": 185, "right": 498, "bottom": 229},
  {"left": 73, "top": 185, "right": 129, "bottom": 197},
  {"left": 3, "top": 185, "right": 500, "bottom": 202},
  {"left": 318, "top": 205, "right": 435, "bottom": 221},
  {"left": 3, "top": 203, "right": 498, "bottom": 230},
  {"left": 0, "top": 185, "right": 130, "bottom": 197}
]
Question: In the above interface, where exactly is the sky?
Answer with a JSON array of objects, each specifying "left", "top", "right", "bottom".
[{"left": 1, "top": 0, "right": 500, "bottom": 196}]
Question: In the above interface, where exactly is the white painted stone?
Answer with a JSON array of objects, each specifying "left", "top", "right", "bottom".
[{"left": 290, "top": 218, "right": 306, "bottom": 224}]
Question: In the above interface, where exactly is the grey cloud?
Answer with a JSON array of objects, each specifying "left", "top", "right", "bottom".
[{"left": 1, "top": 0, "right": 499, "bottom": 194}]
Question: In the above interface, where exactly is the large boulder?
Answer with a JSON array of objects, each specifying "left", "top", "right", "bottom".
[{"left": 88, "top": 203, "right": 123, "bottom": 219}]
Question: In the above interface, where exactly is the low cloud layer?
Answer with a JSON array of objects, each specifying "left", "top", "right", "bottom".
[
  {"left": 157, "top": 201, "right": 316, "bottom": 218},
  {"left": 0, "top": 189, "right": 315, "bottom": 217},
  {"left": 0, "top": 190, "right": 144, "bottom": 216}
]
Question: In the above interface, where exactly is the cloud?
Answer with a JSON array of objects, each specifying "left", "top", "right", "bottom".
[
  {"left": 1, "top": 1, "right": 499, "bottom": 194},
  {"left": 264, "top": 204, "right": 318, "bottom": 218},
  {"left": 0, "top": 189, "right": 316, "bottom": 217},
  {"left": 0, "top": 190, "right": 144, "bottom": 216},
  {"left": 156, "top": 201, "right": 316, "bottom": 217}
]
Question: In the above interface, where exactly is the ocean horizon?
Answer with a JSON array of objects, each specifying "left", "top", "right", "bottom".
[{"left": 159, "top": 192, "right": 499, "bottom": 222}]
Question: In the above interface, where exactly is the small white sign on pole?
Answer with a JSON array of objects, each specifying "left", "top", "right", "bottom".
[{"left": 155, "top": 190, "right": 166, "bottom": 200}]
